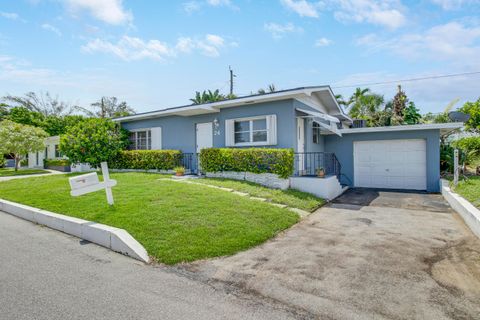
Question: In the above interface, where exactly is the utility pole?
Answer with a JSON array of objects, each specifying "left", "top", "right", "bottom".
[{"left": 229, "top": 66, "right": 236, "bottom": 96}]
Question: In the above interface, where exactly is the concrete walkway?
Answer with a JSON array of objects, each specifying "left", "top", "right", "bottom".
[
  {"left": 0, "top": 211, "right": 305, "bottom": 320},
  {"left": 185, "top": 189, "right": 480, "bottom": 319},
  {"left": 0, "top": 169, "right": 66, "bottom": 182}
]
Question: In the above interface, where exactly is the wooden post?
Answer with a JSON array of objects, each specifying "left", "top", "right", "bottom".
[
  {"left": 101, "top": 162, "right": 114, "bottom": 205},
  {"left": 454, "top": 149, "right": 459, "bottom": 187}
]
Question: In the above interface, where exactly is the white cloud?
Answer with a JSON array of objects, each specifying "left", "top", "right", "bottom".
[
  {"left": 264, "top": 22, "right": 303, "bottom": 39},
  {"left": 430, "top": 0, "right": 477, "bottom": 10},
  {"left": 0, "top": 12, "right": 20, "bottom": 20},
  {"left": 82, "top": 34, "right": 229, "bottom": 60},
  {"left": 64, "top": 0, "right": 133, "bottom": 25},
  {"left": 356, "top": 21, "right": 480, "bottom": 68},
  {"left": 280, "top": 0, "right": 321, "bottom": 18},
  {"left": 183, "top": 0, "right": 238, "bottom": 13},
  {"left": 41, "top": 23, "right": 62, "bottom": 37},
  {"left": 332, "top": 0, "right": 406, "bottom": 29},
  {"left": 315, "top": 37, "right": 332, "bottom": 46}
]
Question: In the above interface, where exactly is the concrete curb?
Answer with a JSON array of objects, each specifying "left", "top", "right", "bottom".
[
  {"left": 0, "top": 198, "right": 150, "bottom": 263},
  {"left": 441, "top": 179, "right": 480, "bottom": 239}
]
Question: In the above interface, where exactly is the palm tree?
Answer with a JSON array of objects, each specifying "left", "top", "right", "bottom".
[
  {"left": 190, "top": 90, "right": 225, "bottom": 104},
  {"left": 349, "top": 93, "right": 384, "bottom": 119},
  {"left": 268, "top": 84, "right": 276, "bottom": 93}
]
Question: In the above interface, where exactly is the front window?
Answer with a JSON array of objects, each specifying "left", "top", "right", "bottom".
[
  {"left": 313, "top": 122, "right": 321, "bottom": 144},
  {"left": 55, "top": 145, "right": 62, "bottom": 158},
  {"left": 234, "top": 118, "right": 268, "bottom": 144},
  {"left": 129, "top": 130, "right": 151, "bottom": 150}
]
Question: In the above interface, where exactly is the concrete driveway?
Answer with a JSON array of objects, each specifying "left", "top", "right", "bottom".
[{"left": 186, "top": 189, "right": 480, "bottom": 319}]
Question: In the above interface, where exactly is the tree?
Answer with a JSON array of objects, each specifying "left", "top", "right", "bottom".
[
  {"left": 403, "top": 102, "right": 422, "bottom": 125},
  {"left": 190, "top": 90, "right": 225, "bottom": 104},
  {"left": 422, "top": 99, "right": 459, "bottom": 124},
  {"left": 77, "top": 96, "right": 135, "bottom": 118},
  {"left": 2, "top": 91, "right": 74, "bottom": 116},
  {"left": 459, "top": 98, "right": 480, "bottom": 133},
  {"left": 7, "top": 107, "right": 44, "bottom": 127},
  {"left": 0, "top": 120, "right": 48, "bottom": 171},
  {"left": 349, "top": 93, "right": 384, "bottom": 119},
  {"left": 0, "top": 103, "right": 9, "bottom": 121},
  {"left": 391, "top": 85, "right": 407, "bottom": 125},
  {"left": 60, "top": 118, "right": 127, "bottom": 167}
]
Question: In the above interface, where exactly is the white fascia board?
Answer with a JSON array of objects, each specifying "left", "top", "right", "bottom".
[
  {"left": 338, "top": 122, "right": 464, "bottom": 134},
  {"left": 113, "top": 87, "right": 331, "bottom": 123}
]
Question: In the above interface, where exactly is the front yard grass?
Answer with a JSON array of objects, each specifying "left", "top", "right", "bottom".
[
  {"left": 0, "top": 167, "right": 49, "bottom": 177},
  {"left": 0, "top": 172, "right": 299, "bottom": 264},
  {"left": 195, "top": 178, "right": 325, "bottom": 211},
  {"left": 452, "top": 176, "right": 480, "bottom": 209}
]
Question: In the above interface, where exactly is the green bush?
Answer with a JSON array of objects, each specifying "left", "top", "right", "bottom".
[
  {"left": 110, "top": 150, "right": 183, "bottom": 170},
  {"left": 44, "top": 159, "right": 71, "bottom": 166},
  {"left": 199, "top": 148, "right": 294, "bottom": 179},
  {"left": 452, "top": 137, "right": 480, "bottom": 163}
]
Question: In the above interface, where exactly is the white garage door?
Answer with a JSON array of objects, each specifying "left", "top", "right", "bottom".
[{"left": 354, "top": 139, "right": 427, "bottom": 190}]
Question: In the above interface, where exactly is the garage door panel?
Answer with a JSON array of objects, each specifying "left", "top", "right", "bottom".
[{"left": 354, "top": 139, "right": 427, "bottom": 190}]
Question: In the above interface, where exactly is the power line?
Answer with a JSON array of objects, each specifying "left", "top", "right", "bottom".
[{"left": 331, "top": 71, "right": 480, "bottom": 89}]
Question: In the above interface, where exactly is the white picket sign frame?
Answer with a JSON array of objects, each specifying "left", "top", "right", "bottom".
[{"left": 69, "top": 162, "right": 117, "bottom": 205}]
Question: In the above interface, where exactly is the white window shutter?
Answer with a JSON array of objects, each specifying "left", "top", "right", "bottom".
[
  {"left": 225, "top": 119, "right": 235, "bottom": 146},
  {"left": 267, "top": 115, "right": 277, "bottom": 145},
  {"left": 150, "top": 127, "right": 162, "bottom": 150}
]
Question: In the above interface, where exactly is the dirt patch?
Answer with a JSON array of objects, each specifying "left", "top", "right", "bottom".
[{"left": 426, "top": 238, "right": 480, "bottom": 296}]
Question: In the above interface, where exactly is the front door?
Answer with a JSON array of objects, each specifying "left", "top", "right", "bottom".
[
  {"left": 297, "top": 118, "right": 305, "bottom": 173},
  {"left": 196, "top": 122, "right": 213, "bottom": 153}
]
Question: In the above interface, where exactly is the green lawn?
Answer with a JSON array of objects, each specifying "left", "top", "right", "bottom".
[
  {"left": 453, "top": 176, "right": 480, "bottom": 209},
  {"left": 195, "top": 178, "right": 325, "bottom": 211},
  {"left": 0, "top": 172, "right": 299, "bottom": 264},
  {"left": 0, "top": 168, "right": 49, "bottom": 177}
]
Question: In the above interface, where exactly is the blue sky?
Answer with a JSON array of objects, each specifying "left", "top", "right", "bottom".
[{"left": 1, "top": 0, "right": 479, "bottom": 114}]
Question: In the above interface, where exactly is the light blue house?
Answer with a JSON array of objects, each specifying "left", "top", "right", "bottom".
[{"left": 114, "top": 86, "right": 462, "bottom": 193}]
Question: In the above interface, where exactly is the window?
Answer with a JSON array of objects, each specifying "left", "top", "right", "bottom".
[
  {"left": 313, "top": 122, "right": 321, "bottom": 144},
  {"left": 234, "top": 118, "right": 268, "bottom": 144},
  {"left": 55, "top": 145, "right": 62, "bottom": 158},
  {"left": 129, "top": 130, "right": 151, "bottom": 150},
  {"left": 226, "top": 115, "right": 277, "bottom": 147}
]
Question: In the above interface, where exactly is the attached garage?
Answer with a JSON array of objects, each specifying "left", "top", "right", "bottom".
[
  {"left": 324, "top": 123, "right": 463, "bottom": 193},
  {"left": 353, "top": 139, "right": 427, "bottom": 190}
]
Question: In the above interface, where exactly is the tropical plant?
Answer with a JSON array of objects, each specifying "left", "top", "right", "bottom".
[
  {"left": 60, "top": 118, "right": 127, "bottom": 167},
  {"left": 349, "top": 93, "right": 384, "bottom": 119},
  {"left": 2, "top": 91, "right": 74, "bottom": 116},
  {"left": 452, "top": 137, "right": 480, "bottom": 164},
  {"left": 0, "top": 103, "right": 9, "bottom": 121},
  {"left": 440, "top": 143, "right": 467, "bottom": 173},
  {"left": 459, "top": 97, "right": 480, "bottom": 133},
  {"left": 190, "top": 90, "right": 225, "bottom": 104},
  {"left": 76, "top": 96, "right": 135, "bottom": 118},
  {"left": 0, "top": 120, "right": 48, "bottom": 171},
  {"left": 422, "top": 99, "right": 459, "bottom": 124},
  {"left": 403, "top": 102, "right": 422, "bottom": 125},
  {"left": 391, "top": 85, "right": 407, "bottom": 125}
]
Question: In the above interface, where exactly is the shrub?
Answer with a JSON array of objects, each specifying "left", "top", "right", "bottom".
[
  {"left": 452, "top": 137, "right": 480, "bottom": 163},
  {"left": 60, "top": 118, "right": 127, "bottom": 167},
  {"left": 199, "top": 148, "right": 294, "bottom": 179},
  {"left": 110, "top": 150, "right": 183, "bottom": 170},
  {"left": 44, "top": 159, "right": 71, "bottom": 166}
]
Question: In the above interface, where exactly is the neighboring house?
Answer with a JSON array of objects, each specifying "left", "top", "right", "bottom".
[
  {"left": 114, "top": 86, "right": 463, "bottom": 194},
  {"left": 28, "top": 136, "right": 62, "bottom": 168},
  {"left": 27, "top": 136, "right": 92, "bottom": 172}
]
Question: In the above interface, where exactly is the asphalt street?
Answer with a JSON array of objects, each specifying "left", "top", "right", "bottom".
[{"left": 0, "top": 211, "right": 305, "bottom": 320}]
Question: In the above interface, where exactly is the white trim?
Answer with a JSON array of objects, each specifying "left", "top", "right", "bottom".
[
  {"left": 114, "top": 86, "right": 340, "bottom": 122},
  {"left": 339, "top": 122, "right": 463, "bottom": 134}
]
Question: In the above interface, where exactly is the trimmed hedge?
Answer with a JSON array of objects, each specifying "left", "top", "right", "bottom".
[
  {"left": 110, "top": 150, "right": 182, "bottom": 170},
  {"left": 199, "top": 148, "right": 294, "bottom": 179},
  {"left": 44, "top": 159, "right": 71, "bottom": 166}
]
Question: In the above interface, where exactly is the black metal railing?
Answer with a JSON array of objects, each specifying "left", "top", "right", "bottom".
[
  {"left": 179, "top": 153, "right": 199, "bottom": 174},
  {"left": 293, "top": 152, "right": 341, "bottom": 179}
]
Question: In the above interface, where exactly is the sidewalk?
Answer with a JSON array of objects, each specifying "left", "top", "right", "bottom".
[{"left": 0, "top": 170, "right": 67, "bottom": 182}]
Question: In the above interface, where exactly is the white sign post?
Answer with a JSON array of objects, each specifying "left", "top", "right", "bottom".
[
  {"left": 69, "top": 162, "right": 117, "bottom": 205},
  {"left": 454, "top": 148, "right": 459, "bottom": 187}
]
